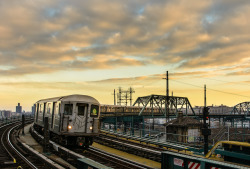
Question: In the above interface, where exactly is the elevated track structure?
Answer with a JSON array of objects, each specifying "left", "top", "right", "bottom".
[
  {"left": 100, "top": 96, "right": 250, "bottom": 137},
  {"left": 101, "top": 95, "right": 250, "bottom": 121}
]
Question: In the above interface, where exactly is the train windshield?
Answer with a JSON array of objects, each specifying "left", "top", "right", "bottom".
[
  {"left": 77, "top": 103, "right": 88, "bottom": 116},
  {"left": 64, "top": 104, "right": 73, "bottom": 115},
  {"left": 90, "top": 105, "right": 99, "bottom": 117}
]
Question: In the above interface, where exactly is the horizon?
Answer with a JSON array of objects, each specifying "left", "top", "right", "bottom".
[{"left": 0, "top": 0, "right": 249, "bottom": 111}]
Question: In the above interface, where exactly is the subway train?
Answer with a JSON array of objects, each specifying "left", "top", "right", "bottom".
[{"left": 33, "top": 94, "right": 100, "bottom": 148}]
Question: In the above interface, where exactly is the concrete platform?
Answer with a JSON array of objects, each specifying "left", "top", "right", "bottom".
[
  {"left": 20, "top": 123, "right": 160, "bottom": 169},
  {"left": 19, "top": 123, "right": 76, "bottom": 169},
  {"left": 92, "top": 142, "right": 161, "bottom": 169}
]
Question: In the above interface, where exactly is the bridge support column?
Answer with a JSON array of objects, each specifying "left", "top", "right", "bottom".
[
  {"left": 124, "top": 122, "right": 127, "bottom": 134},
  {"left": 142, "top": 116, "right": 145, "bottom": 137},
  {"left": 115, "top": 117, "right": 117, "bottom": 132},
  {"left": 131, "top": 116, "right": 134, "bottom": 136},
  {"left": 22, "top": 114, "right": 25, "bottom": 135}
]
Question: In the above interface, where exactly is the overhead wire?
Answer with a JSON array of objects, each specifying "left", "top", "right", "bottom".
[
  {"left": 171, "top": 79, "right": 250, "bottom": 99},
  {"left": 197, "top": 77, "right": 250, "bottom": 87}
]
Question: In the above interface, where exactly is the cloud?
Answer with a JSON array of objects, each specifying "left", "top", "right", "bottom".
[{"left": 0, "top": 0, "right": 249, "bottom": 76}]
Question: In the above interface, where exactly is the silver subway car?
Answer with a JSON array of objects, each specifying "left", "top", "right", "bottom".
[{"left": 33, "top": 94, "right": 100, "bottom": 148}]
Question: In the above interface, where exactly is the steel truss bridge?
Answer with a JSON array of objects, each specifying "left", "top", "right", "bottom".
[
  {"left": 231, "top": 102, "right": 250, "bottom": 115},
  {"left": 101, "top": 95, "right": 250, "bottom": 124},
  {"left": 101, "top": 94, "right": 195, "bottom": 117}
]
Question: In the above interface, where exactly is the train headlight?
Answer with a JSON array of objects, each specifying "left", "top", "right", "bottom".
[
  {"left": 68, "top": 125, "right": 72, "bottom": 130},
  {"left": 90, "top": 126, "right": 93, "bottom": 130}
]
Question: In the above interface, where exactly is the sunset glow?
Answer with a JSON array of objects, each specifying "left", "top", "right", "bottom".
[{"left": 0, "top": 0, "right": 249, "bottom": 111}]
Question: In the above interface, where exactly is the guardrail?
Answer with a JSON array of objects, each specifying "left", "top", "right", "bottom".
[{"left": 161, "top": 151, "right": 250, "bottom": 169}]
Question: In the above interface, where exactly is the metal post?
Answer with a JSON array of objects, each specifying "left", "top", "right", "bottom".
[
  {"left": 243, "top": 124, "right": 245, "bottom": 142},
  {"left": 204, "top": 85, "right": 206, "bottom": 107},
  {"left": 163, "top": 71, "right": 169, "bottom": 141},
  {"left": 114, "top": 89, "right": 116, "bottom": 105},
  {"left": 22, "top": 115, "right": 25, "bottom": 135},
  {"left": 151, "top": 100, "right": 154, "bottom": 130},
  {"left": 115, "top": 117, "right": 117, "bottom": 132},
  {"left": 131, "top": 116, "right": 134, "bottom": 136},
  {"left": 142, "top": 116, "right": 145, "bottom": 136},
  {"left": 43, "top": 117, "right": 49, "bottom": 153},
  {"left": 202, "top": 85, "right": 211, "bottom": 156}
]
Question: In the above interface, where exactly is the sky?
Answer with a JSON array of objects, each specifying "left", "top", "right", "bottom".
[{"left": 0, "top": 0, "right": 250, "bottom": 112}]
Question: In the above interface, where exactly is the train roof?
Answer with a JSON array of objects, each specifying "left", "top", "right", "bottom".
[{"left": 36, "top": 94, "right": 100, "bottom": 105}]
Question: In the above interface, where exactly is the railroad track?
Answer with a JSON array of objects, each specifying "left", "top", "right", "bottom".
[
  {"left": 0, "top": 122, "right": 20, "bottom": 168},
  {"left": 79, "top": 146, "right": 155, "bottom": 169},
  {"left": 94, "top": 133, "right": 163, "bottom": 162},
  {"left": 0, "top": 120, "right": 63, "bottom": 169},
  {"left": 0, "top": 120, "right": 40, "bottom": 168},
  {"left": 31, "top": 125, "right": 155, "bottom": 169}
]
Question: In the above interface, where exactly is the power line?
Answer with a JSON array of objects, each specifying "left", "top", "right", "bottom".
[
  {"left": 198, "top": 77, "right": 250, "bottom": 87},
  {"left": 171, "top": 79, "right": 250, "bottom": 99}
]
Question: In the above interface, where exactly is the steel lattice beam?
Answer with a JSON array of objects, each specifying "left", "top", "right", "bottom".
[
  {"left": 133, "top": 94, "right": 196, "bottom": 116},
  {"left": 231, "top": 102, "right": 250, "bottom": 116}
]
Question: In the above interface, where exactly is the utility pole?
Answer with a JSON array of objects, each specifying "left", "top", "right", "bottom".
[
  {"left": 129, "top": 87, "right": 135, "bottom": 106},
  {"left": 202, "top": 84, "right": 211, "bottom": 156},
  {"left": 112, "top": 89, "right": 116, "bottom": 105},
  {"left": 204, "top": 85, "right": 206, "bottom": 107},
  {"left": 163, "top": 71, "right": 169, "bottom": 141},
  {"left": 22, "top": 115, "right": 25, "bottom": 135}
]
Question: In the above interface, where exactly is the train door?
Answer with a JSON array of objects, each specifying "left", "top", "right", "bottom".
[
  {"left": 51, "top": 102, "right": 56, "bottom": 129},
  {"left": 61, "top": 103, "right": 73, "bottom": 131},
  {"left": 58, "top": 102, "right": 61, "bottom": 132},
  {"left": 75, "top": 103, "right": 88, "bottom": 132}
]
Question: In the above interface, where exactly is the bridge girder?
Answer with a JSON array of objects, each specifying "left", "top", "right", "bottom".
[
  {"left": 231, "top": 102, "right": 250, "bottom": 116},
  {"left": 133, "top": 94, "right": 196, "bottom": 116}
]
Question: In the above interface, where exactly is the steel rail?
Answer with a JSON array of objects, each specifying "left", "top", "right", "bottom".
[
  {"left": 0, "top": 123, "right": 37, "bottom": 169},
  {"left": 88, "top": 146, "right": 155, "bottom": 169},
  {"left": 0, "top": 122, "right": 20, "bottom": 164},
  {"left": 7, "top": 124, "right": 38, "bottom": 169}
]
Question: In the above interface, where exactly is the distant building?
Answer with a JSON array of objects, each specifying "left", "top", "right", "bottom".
[
  {"left": 0, "top": 110, "right": 12, "bottom": 118},
  {"left": 181, "top": 104, "right": 233, "bottom": 115},
  {"left": 208, "top": 104, "right": 233, "bottom": 114},
  {"left": 16, "top": 103, "right": 22, "bottom": 113}
]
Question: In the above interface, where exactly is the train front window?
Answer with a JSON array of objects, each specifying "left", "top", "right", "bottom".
[
  {"left": 64, "top": 104, "right": 73, "bottom": 115},
  {"left": 90, "top": 105, "right": 99, "bottom": 117},
  {"left": 77, "top": 103, "right": 88, "bottom": 116}
]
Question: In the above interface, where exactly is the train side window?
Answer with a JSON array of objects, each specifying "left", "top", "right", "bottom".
[
  {"left": 64, "top": 104, "right": 73, "bottom": 115},
  {"left": 55, "top": 102, "right": 60, "bottom": 115},
  {"left": 90, "top": 105, "right": 99, "bottom": 117},
  {"left": 47, "top": 103, "right": 51, "bottom": 114},
  {"left": 39, "top": 104, "right": 43, "bottom": 114},
  {"left": 77, "top": 103, "right": 88, "bottom": 116}
]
